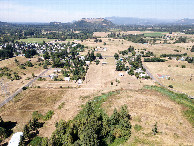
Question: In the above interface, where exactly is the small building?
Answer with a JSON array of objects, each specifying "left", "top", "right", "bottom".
[
  {"left": 50, "top": 74, "right": 58, "bottom": 79},
  {"left": 157, "top": 74, "right": 164, "bottom": 79},
  {"left": 85, "top": 61, "right": 90, "bottom": 65},
  {"left": 103, "top": 48, "right": 107, "bottom": 51},
  {"left": 120, "top": 58, "right": 124, "bottom": 62},
  {"left": 64, "top": 77, "right": 70, "bottom": 81},
  {"left": 8, "top": 132, "right": 23, "bottom": 146},
  {"left": 78, "top": 79, "right": 82, "bottom": 85},
  {"left": 72, "top": 44, "right": 77, "bottom": 47},
  {"left": 119, "top": 73, "right": 124, "bottom": 76},
  {"left": 54, "top": 69, "right": 61, "bottom": 72},
  {"left": 102, "top": 62, "right": 107, "bottom": 65},
  {"left": 135, "top": 68, "right": 144, "bottom": 74},
  {"left": 180, "top": 57, "right": 185, "bottom": 61},
  {"left": 80, "top": 56, "right": 85, "bottom": 60},
  {"left": 139, "top": 73, "right": 147, "bottom": 78}
]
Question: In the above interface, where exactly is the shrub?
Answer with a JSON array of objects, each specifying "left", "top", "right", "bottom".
[
  {"left": 181, "top": 65, "right": 186, "bottom": 68},
  {"left": 43, "top": 64, "right": 48, "bottom": 69},
  {"left": 43, "top": 110, "right": 54, "bottom": 121},
  {"left": 22, "top": 86, "right": 28, "bottom": 90},
  {"left": 168, "top": 85, "right": 173, "bottom": 88},
  {"left": 152, "top": 122, "right": 158, "bottom": 135},
  {"left": 134, "top": 124, "right": 143, "bottom": 132}
]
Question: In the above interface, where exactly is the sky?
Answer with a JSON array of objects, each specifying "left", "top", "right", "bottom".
[{"left": 0, "top": 0, "right": 194, "bottom": 22}]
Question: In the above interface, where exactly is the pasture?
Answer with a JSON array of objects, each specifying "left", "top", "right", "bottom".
[{"left": 17, "top": 38, "right": 55, "bottom": 43}]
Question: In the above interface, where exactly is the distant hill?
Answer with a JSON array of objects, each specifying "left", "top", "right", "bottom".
[
  {"left": 106, "top": 17, "right": 194, "bottom": 25},
  {"left": 175, "top": 18, "right": 194, "bottom": 25},
  {"left": 71, "top": 18, "right": 115, "bottom": 30},
  {"left": 77, "top": 18, "right": 114, "bottom": 26}
]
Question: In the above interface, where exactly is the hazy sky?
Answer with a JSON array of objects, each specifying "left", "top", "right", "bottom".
[{"left": 0, "top": 0, "right": 193, "bottom": 22}]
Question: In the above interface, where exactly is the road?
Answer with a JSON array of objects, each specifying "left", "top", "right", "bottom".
[{"left": 0, "top": 68, "right": 51, "bottom": 108}]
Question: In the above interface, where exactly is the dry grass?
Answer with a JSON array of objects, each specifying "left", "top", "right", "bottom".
[
  {"left": 0, "top": 88, "right": 65, "bottom": 131},
  {"left": 102, "top": 89, "right": 194, "bottom": 145},
  {"left": 0, "top": 56, "right": 45, "bottom": 102},
  {"left": 144, "top": 60, "right": 194, "bottom": 96}
]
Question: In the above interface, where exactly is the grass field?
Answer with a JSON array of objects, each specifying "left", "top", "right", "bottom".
[
  {"left": 143, "top": 32, "right": 165, "bottom": 37},
  {"left": 17, "top": 38, "right": 55, "bottom": 43}
]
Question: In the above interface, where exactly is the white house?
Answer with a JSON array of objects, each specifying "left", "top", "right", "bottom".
[
  {"left": 50, "top": 74, "right": 58, "bottom": 79},
  {"left": 103, "top": 48, "right": 107, "bottom": 51},
  {"left": 78, "top": 79, "right": 82, "bottom": 84},
  {"left": 135, "top": 68, "right": 144, "bottom": 74},
  {"left": 80, "top": 56, "right": 85, "bottom": 60},
  {"left": 72, "top": 44, "right": 77, "bottom": 47},
  {"left": 54, "top": 69, "right": 61, "bottom": 72},
  {"left": 64, "top": 77, "right": 70, "bottom": 81},
  {"left": 85, "top": 61, "right": 90, "bottom": 65},
  {"left": 102, "top": 62, "right": 107, "bottom": 65},
  {"left": 8, "top": 132, "right": 23, "bottom": 146},
  {"left": 139, "top": 73, "right": 147, "bottom": 78},
  {"left": 119, "top": 73, "right": 124, "bottom": 76}
]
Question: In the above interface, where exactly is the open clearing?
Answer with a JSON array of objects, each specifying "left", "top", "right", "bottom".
[{"left": 17, "top": 38, "right": 55, "bottom": 43}]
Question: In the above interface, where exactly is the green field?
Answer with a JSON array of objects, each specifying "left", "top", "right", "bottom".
[
  {"left": 17, "top": 38, "right": 55, "bottom": 43},
  {"left": 65, "top": 39, "right": 81, "bottom": 41},
  {"left": 143, "top": 32, "right": 168, "bottom": 37}
]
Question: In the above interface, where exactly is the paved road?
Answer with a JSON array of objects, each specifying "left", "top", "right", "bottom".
[{"left": 0, "top": 68, "right": 51, "bottom": 108}]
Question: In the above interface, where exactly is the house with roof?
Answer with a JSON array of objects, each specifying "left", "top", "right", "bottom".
[
  {"left": 135, "top": 68, "right": 144, "bottom": 74},
  {"left": 139, "top": 73, "right": 147, "bottom": 78},
  {"left": 78, "top": 79, "right": 82, "bottom": 85},
  {"left": 64, "top": 77, "right": 70, "bottom": 81},
  {"left": 157, "top": 74, "right": 164, "bottom": 79}
]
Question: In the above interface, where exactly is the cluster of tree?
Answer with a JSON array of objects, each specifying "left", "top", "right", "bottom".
[
  {"left": 0, "top": 67, "right": 21, "bottom": 81},
  {"left": 117, "top": 24, "right": 194, "bottom": 34},
  {"left": 0, "top": 117, "right": 16, "bottom": 143},
  {"left": 116, "top": 61, "right": 127, "bottom": 71},
  {"left": 29, "top": 101, "right": 131, "bottom": 145},
  {"left": 160, "top": 53, "right": 187, "bottom": 58},
  {"left": 129, "top": 55, "right": 142, "bottom": 69},
  {"left": 48, "top": 47, "right": 96, "bottom": 81},
  {"left": 142, "top": 51, "right": 154, "bottom": 57},
  {"left": 128, "top": 55, "right": 144, "bottom": 77},
  {"left": 0, "top": 44, "right": 14, "bottom": 60},
  {"left": 108, "top": 33, "right": 148, "bottom": 44},
  {"left": 96, "top": 53, "right": 103, "bottom": 59},
  {"left": 185, "top": 57, "right": 194, "bottom": 63},
  {"left": 19, "top": 118, "right": 43, "bottom": 145},
  {"left": 119, "top": 50, "right": 129, "bottom": 56},
  {"left": 174, "top": 36, "right": 187, "bottom": 43},
  {"left": 94, "top": 38, "right": 102, "bottom": 43},
  {"left": 144, "top": 57, "right": 166, "bottom": 62},
  {"left": 128, "top": 46, "right": 135, "bottom": 52},
  {"left": 114, "top": 53, "right": 119, "bottom": 60},
  {"left": 24, "top": 49, "right": 37, "bottom": 58}
]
